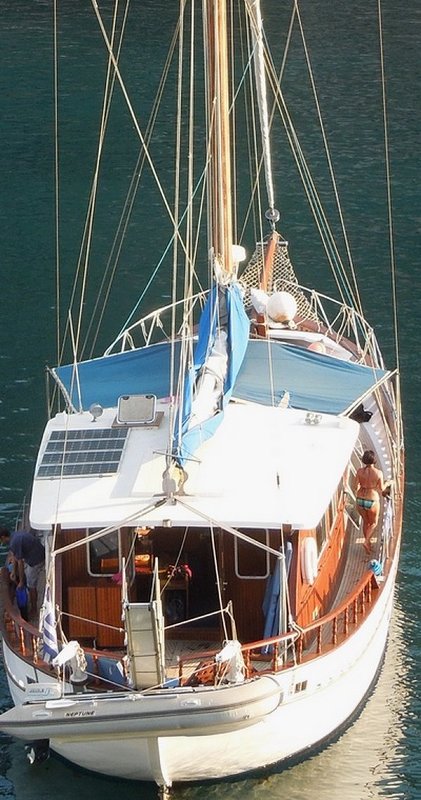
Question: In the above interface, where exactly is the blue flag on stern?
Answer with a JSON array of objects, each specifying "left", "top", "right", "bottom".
[
  {"left": 174, "top": 283, "right": 250, "bottom": 466},
  {"left": 41, "top": 586, "right": 59, "bottom": 664}
]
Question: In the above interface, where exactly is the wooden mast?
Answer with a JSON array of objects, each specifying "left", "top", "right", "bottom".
[{"left": 205, "top": 0, "right": 233, "bottom": 276}]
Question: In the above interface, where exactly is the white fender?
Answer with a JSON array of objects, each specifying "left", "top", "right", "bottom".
[{"left": 301, "top": 537, "right": 318, "bottom": 585}]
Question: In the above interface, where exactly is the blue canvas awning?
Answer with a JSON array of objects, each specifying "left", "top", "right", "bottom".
[
  {"left": 54, "top": 341, "right": 182, "bottom": 412},
  {"left": 53, "top": 338, "right": 387, "bottom": 417},
  {"left": 234, "top": 340, "right": 387, "bottom": 415}
]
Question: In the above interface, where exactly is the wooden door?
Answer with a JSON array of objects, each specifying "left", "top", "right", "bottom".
[{"left": 219, "top": 529, "right": 276, "bottom": 644}]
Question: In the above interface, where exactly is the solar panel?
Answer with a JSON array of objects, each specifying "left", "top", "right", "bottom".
[{"left": 36, "top": 427, "right": 128, "bottom": 479}]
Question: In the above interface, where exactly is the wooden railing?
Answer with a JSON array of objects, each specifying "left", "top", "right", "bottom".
[
  {"left": 2, "top": 610, "right": 41, "bottom": 663},
  {"left": 1, "top": 565, "right": 381, "bottom": 690},
  {"left": 295, "top": 570, "right": 378, "bottom": 664},
  {"left": 177, "top": 569, "right": 381, "bottom": 683}
]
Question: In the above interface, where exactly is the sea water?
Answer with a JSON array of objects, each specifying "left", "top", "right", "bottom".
[{"left": 0, "top": 1, "right": 419, "bottom": 798}]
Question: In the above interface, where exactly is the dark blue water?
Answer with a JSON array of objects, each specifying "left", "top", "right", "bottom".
[{"left": 0, "top": 1, "right": 419, "bottom": 798}]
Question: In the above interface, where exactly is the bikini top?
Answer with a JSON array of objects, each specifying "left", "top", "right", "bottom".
[{"left": 359, "top": 466, "right": 381, "bottom": 490}]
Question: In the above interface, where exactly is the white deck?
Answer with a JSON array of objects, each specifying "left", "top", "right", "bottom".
[{"left": 29, "top": 400, "right": 359, "bottom": 531}]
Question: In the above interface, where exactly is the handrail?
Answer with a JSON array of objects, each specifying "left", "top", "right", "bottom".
[
  {"left": 177, "top": 568, "right": 382, "bottom": 683},
  {"left": 0, "top": 554, "right": 387, "bottom": 689},
  {"left": 177, "top": 628, "right": 300, "bottom": 679},
  {"left": 103, "top": 281, "right": 382, "bottom": 359},
  {"left": 104, "top": 290, "right": 208, "bottom": 353},
  {"left": 294, "top": 573, "right": 377, "bottom": 664},
  {"left": 303, "top": 568, "right": 376, "bottom": 637}
]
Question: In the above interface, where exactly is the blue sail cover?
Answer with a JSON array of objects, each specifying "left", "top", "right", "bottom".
[
  {"left": 262, "top": 541, "right": 293, "bottom": 651},
  {"left": 173, "top": 284, "right": 250, "bottom": 465},
  {"left": 53, "top": 334, "right": 387, "bottom": 418}
]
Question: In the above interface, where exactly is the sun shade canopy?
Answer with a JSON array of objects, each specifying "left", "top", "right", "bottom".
[{"left": 54, "top": 339, "right": 387, "bottom": 417}]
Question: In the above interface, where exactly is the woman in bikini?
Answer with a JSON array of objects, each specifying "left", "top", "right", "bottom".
[{"left": 354, "top": 450, "right": 388, "bottom": 554}]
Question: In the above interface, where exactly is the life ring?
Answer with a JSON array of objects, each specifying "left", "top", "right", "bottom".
[{"left": 301, "top": 537, "right": 318, "bottom": 585}]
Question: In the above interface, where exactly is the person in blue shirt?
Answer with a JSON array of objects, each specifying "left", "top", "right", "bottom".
[{"left": 0, "top": 527, "right": 45, "bottom": 617}]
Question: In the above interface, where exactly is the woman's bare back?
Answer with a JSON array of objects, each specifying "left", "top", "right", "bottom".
[{"left": 356, "top": 464, "right": 384, "bottom": 500}]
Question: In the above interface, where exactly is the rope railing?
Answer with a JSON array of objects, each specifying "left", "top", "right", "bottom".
[{"left": 59, "top": 610, "right": 124, "bottom": 634}]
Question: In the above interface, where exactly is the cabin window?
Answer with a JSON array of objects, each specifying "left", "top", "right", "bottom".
[
  {"left": 87, "top": 529, "right": 121, "bottom": 576},
  {"left": 325, "top": 504, "right": 332, "bottom": 535},
  {"left": 315, "top": 517, "right": 327, "bottom": 555},
  {"left": 316, "top": 477, "right": 345, "bottom": 554},
  {"left": 333, "top": 477, "right": 345, "bottom": 524},
  {"left": 331, "top": 479, "right": 340, "bottom": 521},
  {"left": 345, "top": 462, "right": 361, "bottom": 528},
  {"left": 234, "top": 529, "right": 270, "bottom": 579}
]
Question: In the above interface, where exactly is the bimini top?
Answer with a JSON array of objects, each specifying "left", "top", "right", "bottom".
[{"left": 53, "top": 339, "right": 387, "bottom": 417}]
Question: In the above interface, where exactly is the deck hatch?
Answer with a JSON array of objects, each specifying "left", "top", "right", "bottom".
[
  {"left": 36, "top": 428, "right": 128, "bottom": 478},
  {"left": 117, "top": 394, "right": 157, "bottom": 425}
]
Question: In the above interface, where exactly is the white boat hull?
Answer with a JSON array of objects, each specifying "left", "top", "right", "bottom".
[{"left": 1, "top": 548, "right": 398, "bottom": 785}]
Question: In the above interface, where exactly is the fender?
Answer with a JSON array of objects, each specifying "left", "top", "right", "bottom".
[{"left": 301, "top": 536, "right": 318, "bottom": 585}]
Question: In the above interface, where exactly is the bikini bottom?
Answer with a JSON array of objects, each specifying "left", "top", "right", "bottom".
[{"left": 356, "top": 497, "right": 375, "bottom": 510}]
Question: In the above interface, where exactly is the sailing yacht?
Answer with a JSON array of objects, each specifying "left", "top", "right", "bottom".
[{"left": 0, "top": 1, "right": 403, "bottom": 797}]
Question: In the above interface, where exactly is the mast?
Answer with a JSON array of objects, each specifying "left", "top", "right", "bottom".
[
  {"left": 245, "top": 0, "right": 277, "bottom": 219},
  {"left": 204, "top": 0, "right": 234, "bottom": 277},
  {"left": 245, "top": 0, "right": 280, "bottom": 295}
]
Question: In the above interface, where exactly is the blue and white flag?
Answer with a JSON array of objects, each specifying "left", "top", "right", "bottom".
[{"left": 41, "top": 586, "right": 59, "bottom": 663}]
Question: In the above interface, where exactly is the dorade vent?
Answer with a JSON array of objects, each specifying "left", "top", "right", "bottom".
[
  {"left": 117, "top": 394, "right": 157, "bottom": 426},
  {"left": 36, "top": 428, "right": 128, "bottom": 479}
]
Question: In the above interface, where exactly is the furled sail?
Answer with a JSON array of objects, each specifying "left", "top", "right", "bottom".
[{"left": 173, "top": 282, "right": 250, "bottom": 466}]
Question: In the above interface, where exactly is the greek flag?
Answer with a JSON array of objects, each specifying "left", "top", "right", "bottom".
[{"left": 42, "top": 586, "right": 59, "bottom": 663}]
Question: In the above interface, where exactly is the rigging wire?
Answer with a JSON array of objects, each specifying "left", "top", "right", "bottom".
[
  {"left": 237, "top": 2, "right": 361, "bottom": 318},
  {"left": 85, "top": 0, "right": 195, "bottom": 326},
  {"left": 210, "top": 524, "right": 229, "bottom": 642},
  {"left": 168, "top": 0, "right": 186, "bottom": 463},
  {"left": 377, "top": 2, "right": 400, "bottom": 372},
  {"left": 245, "top": 9, "right": 265, "bottom": 246},
  {"left": 89, "top": 0, "right": 203, "bottom": 353},
  {"left": 262, "top": 42, "right": 354, "bottom": 310},
  {"left": 107, "top": 166, "right": 209, "bottom": 352},
  {"left": 84, "top": 13, "right": 181, "bottom": 359},
  {"left": 158, "top": 528, "right": 189, "bottom": 596},
  {"left": 238, "top": 3, "right": 295, "bottom": 244},
  {"left": 176, "top": 0, "right": 200, "bottom": 453},
  {"left": 230, "top": 0, "right": 238, "bottom": 246},
  {"left": 293, "top": 0, "right": 364, "bottom": 319},
  {"left": 53, "top": 0, "right": 60, "bottom": 367},
  {"left": 58, "top": 0, "right": 128, "bottom": 369},
  {"left": 377, "top": 0, "right": 403, "bottom": 457}
]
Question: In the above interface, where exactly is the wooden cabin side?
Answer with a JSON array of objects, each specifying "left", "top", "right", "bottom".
[
  {"left": 56, "top": 478, "right": 351, "bottom": 652},
  {"left": 59, "top": 525, "right": 225, "bottom": 647},
  {"left": 0, "top": 461, "right": 403, "bottom": 687},
  {"left": 58, "top": 525, "right": 286, "bottom": 648},
  {"left": 217, "top": 528, "right": 284, "bottom": 643},
  {"left": 292, "top": 480, "right": 350, "bottom": 629}
]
